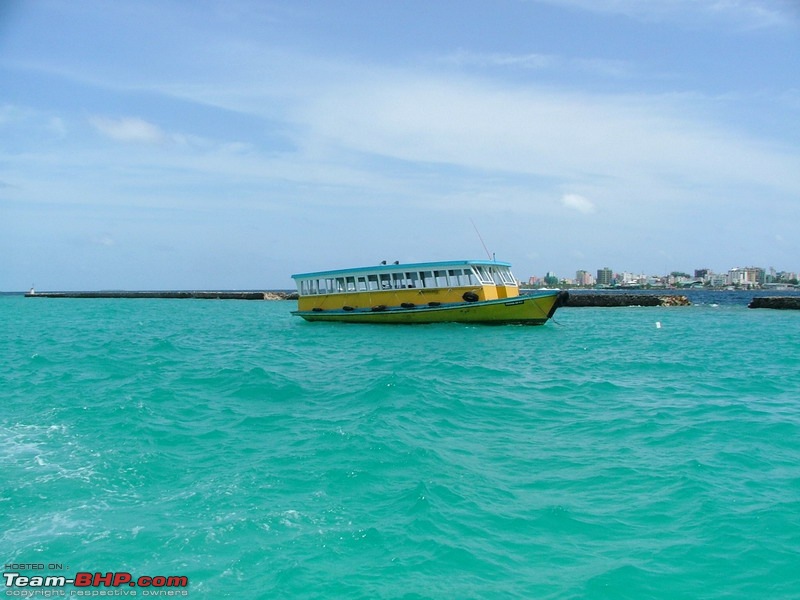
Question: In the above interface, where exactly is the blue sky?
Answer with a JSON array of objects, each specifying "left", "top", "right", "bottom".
[{"left": 1, "top": 0, "right": 799, "bottom": 290}]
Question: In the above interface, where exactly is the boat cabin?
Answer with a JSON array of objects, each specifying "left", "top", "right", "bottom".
[{"left": 292, "top": 260, "right": 520, "bottom": 312}]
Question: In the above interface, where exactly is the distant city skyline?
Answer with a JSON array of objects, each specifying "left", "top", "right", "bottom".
[
  {"left": 529, "top": 263, "right": 798, "bottom": 287},
  {"left": 1, "top": 1, "right": 799, "bottom": 290}
]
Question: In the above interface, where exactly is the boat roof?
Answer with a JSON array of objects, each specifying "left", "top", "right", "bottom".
[{"left": 292, "top": 259, "right": 512, "bottom": 280}]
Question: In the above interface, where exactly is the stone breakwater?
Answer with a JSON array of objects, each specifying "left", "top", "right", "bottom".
[
  {"left": 25, "top": 290, "right": 300, "bottom": 300},
  {"left": 748, "top": 297, "right": 800, "bottom": 310},
  {"left": 565, "top": 294, "right": 691, "bottom": 307}
]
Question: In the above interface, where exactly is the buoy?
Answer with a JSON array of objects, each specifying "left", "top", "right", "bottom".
[{"left": 655, "top": 321, "right": 662, "bottom": 329}]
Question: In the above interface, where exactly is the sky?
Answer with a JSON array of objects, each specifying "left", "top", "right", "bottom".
[{"left": 1, "top": 0, "right": 799, "bottom": 290}]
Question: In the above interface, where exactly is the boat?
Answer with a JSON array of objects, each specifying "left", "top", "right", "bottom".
[{"left": 290, "top": 260, "right": 568, "bottom": 324}]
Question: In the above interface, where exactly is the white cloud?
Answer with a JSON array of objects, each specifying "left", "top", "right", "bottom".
[
  {"left": 535, "top": 0, "right": 798, "bottom": 29},
  {"left": 441, "top": 50, "right": 557, "bottom": 70},
  {"left": 93, "top": 235, "right": 115, "bottom": 247},
  {"left": 48, "top": 116, "right": 67, "bottom": 136},
  {"left": 561, "top": 193, "right": 596, "bottom": 214},
  {"left": 440, "top": 50, "right": 632, "bottom": 78},
  {"left": 89, "top": 116, "right": 165, "bottom": 143},
  {"left": 292, "top": 74, "right": 800, "bottom": 199}
]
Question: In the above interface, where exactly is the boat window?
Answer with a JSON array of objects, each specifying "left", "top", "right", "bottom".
[
  {"left": 499, "top": 267, "right": 517, "bottom": 285},
  {"left": 356, "top": 276, "right": 367, "bottom": 291},
  {"left": 392, "top": 273, "right": 405, "bottom": 289},
  {"left": 448, "top": 269, "right": 462, "bottom": 286},
  {"left": 406, "top": 272, "right": 419, "bottom": 288},
  {"left": 325, "top": 278, "right": 336, "bottom": 294},
  {"left": 463, "top": 269, "right": 478, "bottom": 286},
  {"left": 336, "top": 277, "right": 346, "bottom": 293},
  {"left": 380, "top": 273, "right": 392, "bottom": 289},
  {"left": 434, "top": 270, "right": 449, "bottom": 287},
  {"left": 474, "top": 266, "right": 493, "bottom": 284},
  {"left": 420, "top": 271, "right": 434, "bottom": 288},
  {"left": 346, "top": 276, "right": 356, "bottom": 291},
  {"left": 368, "top": 274, "right": 380, "bottom": 290}
]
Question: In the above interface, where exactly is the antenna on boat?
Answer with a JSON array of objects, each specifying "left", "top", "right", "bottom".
[{"left": 470, "top": 219, "right": 493, "bottom": 260}]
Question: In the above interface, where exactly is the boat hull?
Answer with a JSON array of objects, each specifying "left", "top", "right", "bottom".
[{"left": 292, "top": 291, "right": 568, "bottom": 325}]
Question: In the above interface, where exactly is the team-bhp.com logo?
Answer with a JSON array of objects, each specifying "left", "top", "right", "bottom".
[{"left": 3, "top": 568, "right": 189, "bottom": 597}]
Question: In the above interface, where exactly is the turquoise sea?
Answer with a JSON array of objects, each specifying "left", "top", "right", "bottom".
[{"left": 2, "top": 293, "right": 799, "bottom": 599}]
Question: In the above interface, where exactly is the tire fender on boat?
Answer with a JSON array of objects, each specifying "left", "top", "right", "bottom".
[{"left": 462, "top": 292, "right": 480, "bottom": 302}]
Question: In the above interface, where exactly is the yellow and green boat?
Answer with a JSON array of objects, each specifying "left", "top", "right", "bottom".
[{"left": 291, "top": 260, "right": 568, "bottom": 324}]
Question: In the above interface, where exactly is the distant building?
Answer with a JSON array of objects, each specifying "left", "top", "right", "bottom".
[
  {"left": 575, "top": 270, "right": 594, "bottom": 286},
  {"left": 543, "top": 271, "right": 560, "bottom": 286},
  {"left": 728, "top": 267, "right": 765, "bottom": 287},
  {"left": 778, "top": 271, "right": 798, "bottom": 283},
  {"left": 619, "top": 272, "right": 646, "bottom": 286},
  {"left": 708, "top": 272, "right": 727, "bottom": 287},
  {"left": 596, "top": 267, "right": 613, "bottom": 286},
  {"left": 767, "top": 267, "right": 777, "bottom": 283}
]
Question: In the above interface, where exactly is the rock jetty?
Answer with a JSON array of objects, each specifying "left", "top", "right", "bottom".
[
  {"left": 25, "top": 290, "right": 299, "bottom": 300},
  {"left": 748, "top": 297, "right": 800, "bottom": 310},
  {"left": 565, "top": 294, "right": 691, "bottom": 307}
]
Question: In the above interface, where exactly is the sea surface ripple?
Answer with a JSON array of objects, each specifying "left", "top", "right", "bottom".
[{"left": 2, "top": 294, "right": 799, "bottom": 598}]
